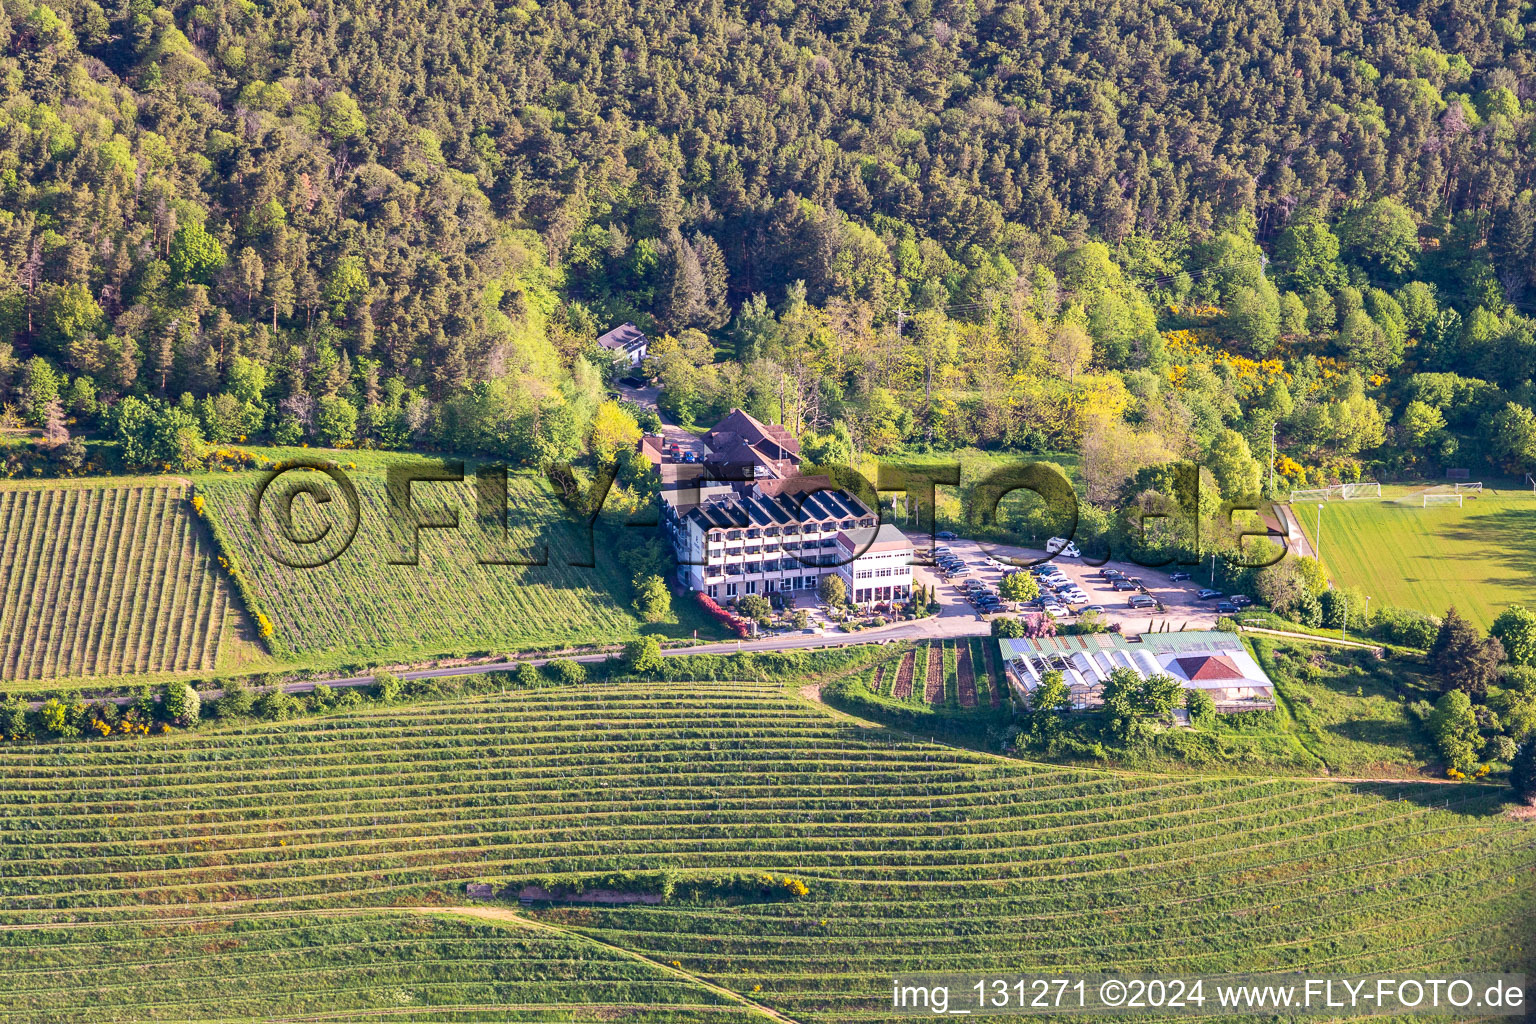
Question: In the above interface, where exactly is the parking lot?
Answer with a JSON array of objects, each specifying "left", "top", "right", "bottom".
[{"left": 908, "top": 534, "right": 1224, "bottom": 632}]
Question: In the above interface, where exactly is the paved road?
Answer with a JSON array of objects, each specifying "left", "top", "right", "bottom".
[
  {"left": 46, "top": 619, "right": 985, "bottom": 709},
  {"left": 614, "top": 380, "right": 707, "bottom": 456}
]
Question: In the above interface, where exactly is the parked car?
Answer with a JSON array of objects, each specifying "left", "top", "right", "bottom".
[
  {"left": 619, "top": 375, "right": 645, "bottom": 388},
  {"left": 1197, "top": 588, "right": 1223, "bottom": 600},
  {"left": 1128, "top": 594, "right": 1156, "bottom": 609},
  {"left": 1081, "top": 604, "right": 1107, "bottom": 615},
  {"left": 1064, "top": 590, "right": 1089, "bottom": 604},
  {"left": 937, "top": 530, "right": 958, "bottom": 540},
  {"left": 1230, "top": 594, "right": 1253, "bottom": 608},
  {"left": 1168, "top": 570, "right": 1192, "bottom": 582},
  {"left": 1216, "top": 600, "right": 1238, "bottom": 614},
  {"left": 1041, "top": 603, "right": 1066, "bottom": 617},
  {"left": 1102, "top": 568, "right": 1124, "bottom": 580},
  {"left": 1111, "top": 580, "right": 1137, "bottom": 592},
  {"left": 1126, "top": 577, "right": 1145, "bottom": 588}
]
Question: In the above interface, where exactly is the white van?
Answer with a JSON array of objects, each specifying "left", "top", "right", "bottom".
[{"left": 1045, "top": 537, "right": 1081, "bottom": 558}]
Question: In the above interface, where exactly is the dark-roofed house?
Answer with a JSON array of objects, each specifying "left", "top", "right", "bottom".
[
  {"left": 597, "top": 322, "right": 648, "bottom": 366},
  {"left": 702, "top": 409, "right": 801, "bottom": 480}
]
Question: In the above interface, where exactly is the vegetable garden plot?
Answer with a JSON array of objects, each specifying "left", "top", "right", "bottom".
[
  {"left": 924, "top": 644, "right": 944, "bottom": 703},
  {"left": 0, "top": 485, "right": 227, "bottom": 681},
  {"left": 956, "top": 642, "right": 977, "bottom": 707},
  {"left": 981, "top": 639, "right": 1002, "bottom": 708},
  {"left": 197, "top": 470, "right": 642, "bottom": 659},
  {"left": 890, "top": 651, "right": 915, "bottom": 699}
]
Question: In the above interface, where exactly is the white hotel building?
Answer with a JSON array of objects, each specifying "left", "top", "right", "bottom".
[
  {"left": 654, "top": 409, "right": 914, "bottom": 605},
  {"left": 673, "top": 487, "right": 902, "bottom": 601}
]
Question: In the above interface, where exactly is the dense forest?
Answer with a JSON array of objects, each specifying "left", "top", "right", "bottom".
[{"left": 2, "top": 0, "right": 1535, "bottom": 499}]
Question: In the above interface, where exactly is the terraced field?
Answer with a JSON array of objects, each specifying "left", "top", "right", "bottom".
[
  {"left": 0, "top": 683, "right": 1528, "bottom": 1022},
  {"left": 196, "top": 467, "right": 651, "bottom": 660},
  {"left": 0, "top": 483, "right": 230, "bottom": 682}
]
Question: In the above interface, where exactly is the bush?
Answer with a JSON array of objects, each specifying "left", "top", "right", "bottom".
[
  {"left": 548, "top": 659, "right": 587, "bottom": 684},
  {"left": 625, "top": 636, "right": 664, "bottom": 675},
  {"left": 1484, "top": 734, "right": 1518, "bottom": 763},
  {"left": 215, "top": 678, "right": 256, "bottom": 718},
  {"left": 515, "top": 662, "right": 542, "bottom": 688},
  {"left": 632, "top": 574, "right": 673, "bottom": 623},
  {"left": 163, "top": 681, "right": 201, "bottom": 725},
  {"left": 0, "top": 697, "right": 30, "bottom": 741},
  {"left": 1373, "top": 604, "right": 1440, "bottom": 648},
  {"left": 696, "top": 593, "right": 750, "bottom": 637},
  {"left": 1185, "top": 687, "right": 1217, "bottom": 725},
  {"left": 254, "top": 689, "right": 299, "bottom": 720},
  {"left": 373, "top": 672, "right": 402, "bottom": 703}
]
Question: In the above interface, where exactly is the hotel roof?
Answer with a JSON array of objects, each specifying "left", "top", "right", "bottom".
[{"left": 681, "top": 488, "right": 872, "bottom": 530}]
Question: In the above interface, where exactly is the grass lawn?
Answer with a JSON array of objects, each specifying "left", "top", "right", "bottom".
[{"left": 1296, "top": 487, "right": 1536, "bottom": 629}]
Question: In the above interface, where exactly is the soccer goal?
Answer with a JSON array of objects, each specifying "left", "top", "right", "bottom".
[
  {"left": 1340, "top": 482, "right": 1381, "bottom": 500},
  {"left": 1454, "top": 481, "right": 1482, "bottom": 494},
  {"left": 1423, "top": 493, "right": 1463, "bottom": 508},
  {"left": 1290, "top": 486, "right": 1341, "bottom": 502}
]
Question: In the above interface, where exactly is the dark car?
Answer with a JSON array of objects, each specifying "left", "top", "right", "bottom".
[
  {"left": 1168, "top": 570, "right": 1192, "bottom": 582},
  {"left": 1102, "top": 569, "right": 1125, "bottom": 580},
  {"left": 1216, "top": 600, "right": 1239, "bottom": 614},
  {"left": 1197, "top": 588, "right": 1223, "bottom": 600},
  {"left": 1128, "top": 594, "right": 1156, "bottom": 609},
  {"left": 937, "top": 530, "right": 958, "bottom": 540},
  {"left": 1230, "top": 594, "right": 1253, "bottom": 608},
  {"left": 1111, "top": 580, "right": 1137, "bottom": 592},
  {"left": 619, "top": 375, "right": 645, "bottom": 388},
  {"left": 1126, "top": 577, "right": 1145, "bottom": 588}
]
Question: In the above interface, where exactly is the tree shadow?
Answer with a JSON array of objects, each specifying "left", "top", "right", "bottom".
[{"left": 1344, "top": 779, "right": 1510, "bottom": 816}]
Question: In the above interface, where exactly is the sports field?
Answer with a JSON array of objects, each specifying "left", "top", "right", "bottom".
[
  {"left": 1296, "top": 488, "right": 1536, "bottom": 629},
  {"left": 0, "top": 680, "right": 1527, "bottom": 1022}
]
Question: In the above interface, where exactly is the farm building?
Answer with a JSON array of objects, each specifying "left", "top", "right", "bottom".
[
  {"left": 997, "top": 630, "right": 1275, "bottom": 713},
  {"left": 597, "top": 322, "right": 649, "bottom": 366}
]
